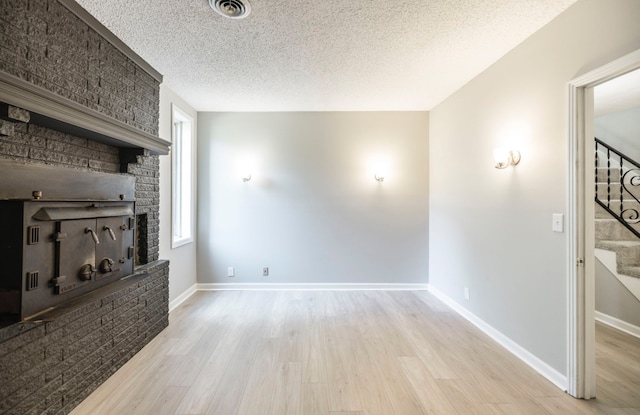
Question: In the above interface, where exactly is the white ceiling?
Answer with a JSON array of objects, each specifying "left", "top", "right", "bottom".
[{"left": 75, "top": 0, "right": 578, "bottom": 112}]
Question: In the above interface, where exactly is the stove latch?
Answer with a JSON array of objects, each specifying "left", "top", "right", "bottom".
[
  {"left": 78, "top": 264, "right": 96, "bottom": 281},
  {"left": 103, "top": 226, "right": 116, "bottom": 241},
  {"left": 85, "top": 228, "right": 100, "bottom": 244},
  {"left": 99, "top": 258, "right": 115, "bottom": 273}
]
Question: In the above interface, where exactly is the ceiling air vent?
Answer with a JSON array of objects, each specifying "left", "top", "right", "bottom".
[{"left": 209, "top": 0, "right": 251, "bottom": 19}]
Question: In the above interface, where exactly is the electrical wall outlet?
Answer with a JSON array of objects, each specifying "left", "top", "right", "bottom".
[
  {"left": 263, "top": 267, "right": 269, "bottom": 277},
  {"left": 464, "top": 287, "right": 470, "bottom": 301},
  {"left": 227, "top": 267, "right": 235, "bottom": 277}
]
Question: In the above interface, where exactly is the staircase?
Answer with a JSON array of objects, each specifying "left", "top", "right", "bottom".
[{"left": 595, "top": 138, "right": 640, "bottom": 301}]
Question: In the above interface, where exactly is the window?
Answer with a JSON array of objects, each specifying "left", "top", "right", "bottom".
[{"left": 171, "top": 104, "right": 194, "bottom": 248}]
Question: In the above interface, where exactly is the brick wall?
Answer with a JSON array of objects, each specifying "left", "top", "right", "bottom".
[
  {"left": 121, "top": 149, "right": 161, "bottom": 264},
  {"left": 0, "top": 262, "right": 169, "bottom": 415},
  {"left": 0, "top": 111, "right": 121, "bottom": 174},
  {"left": 0, "top": 1, "right": 168, "bottom": 414},
  {"left": 0, "top": 0, "right": 160, "bottom": 135}
]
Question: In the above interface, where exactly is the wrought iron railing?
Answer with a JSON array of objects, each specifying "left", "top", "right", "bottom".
[{"left": 595, "top": 137, "right": 640, "bottom": 239}]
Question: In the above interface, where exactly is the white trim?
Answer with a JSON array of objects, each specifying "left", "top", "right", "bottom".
[
  {"left": 569, "top": 49, "right": 640, "bottom": 87},
  {"left": 566, "top": 81, "right": 583, "bottom": 398},
  {"left": 196, "top": 283, "right": 429, "bottom": 291},
  {"left": 567, "top": 47, "right": 640, "bottom": 399},
  {"left": 171, "top": 104, "right": 195, "bottom": 249},
  {"left": 169, "top": 284, "right": 198, "bottom": 312},
  {"left": 595, "top": 311, "right": 640, "bottom": 339},
  {"left": 428, "top": 285, "right": 568, "bottom": 391},
  {"left": 584, "top": 86, "right": 597, "bottom": 400}
]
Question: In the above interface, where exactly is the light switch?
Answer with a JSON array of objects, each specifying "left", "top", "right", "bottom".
[{"left": 552, "top": 214, "right": 564, "bottom": 233}]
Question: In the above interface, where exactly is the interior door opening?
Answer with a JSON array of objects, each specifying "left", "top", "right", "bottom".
[{"left": 567, "top": 48, "right": 640, "bottom": 399}]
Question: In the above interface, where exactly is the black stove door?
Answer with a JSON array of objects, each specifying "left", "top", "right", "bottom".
[
  {"left": 96, "top": 217, "right": 126, "bottom": 280},
  {"left": 57, "top": 219, "right": 97, "bottom": 294}
]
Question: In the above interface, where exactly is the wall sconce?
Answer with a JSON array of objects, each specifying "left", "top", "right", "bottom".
[
  {"left": 236, "top": 155, "right": 256, "bottom": 182},
  {"left": 493, "top": 148, "right": 521, "bottom": 169},
  {"left": 369, "top": 154, "right": 390, "bottom": 183}
]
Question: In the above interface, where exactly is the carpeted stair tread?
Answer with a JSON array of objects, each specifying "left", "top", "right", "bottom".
[
  {"left": 617, "top": 266, "right": 640, "bottom": 279},
  {"left": 594, "top": 199, "right": 640, "bottom": 281},
  {"left": 596, "top": 240, "right": 640, "bottom": 249},
  {"left": 595, "top": 220, "right": 640, "bottom": 241}
]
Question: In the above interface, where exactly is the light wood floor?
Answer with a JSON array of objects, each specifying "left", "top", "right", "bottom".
[{"left": 70, "top": 290, "right": 640, "bottom": 415}]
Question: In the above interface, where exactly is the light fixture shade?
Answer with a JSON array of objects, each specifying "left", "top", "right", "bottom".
[
  {"left": 236, "top": 155, "right": 256, "bottom": 182},
  {"left": 494, "top": 148, "right": 521, "bottom": 169},
  {"left": 369, "top": 154, "right": 390, "bottom": 183}
]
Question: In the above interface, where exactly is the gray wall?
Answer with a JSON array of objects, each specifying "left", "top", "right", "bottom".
[
  {"left": 595, "top": 106, "right": 640, "bottom": 160},
  {"left": 197, "top": 112, "right": 429, "bottom": 285},
  {"left": 429, "top": 0, "right": 640, "bottom": 376},
  {"left": 595, "top": 258, "right": 640, "bottom": 328},
  {"left": 159, "top": 85, "right": 198, "bottom": 304}
]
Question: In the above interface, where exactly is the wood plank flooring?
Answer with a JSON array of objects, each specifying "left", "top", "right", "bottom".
[{"left": 70, "top": 290, "right": 640, "bottom": 414}]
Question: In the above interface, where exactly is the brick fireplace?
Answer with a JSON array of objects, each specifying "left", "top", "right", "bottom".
[{"left": 0, "top": 1, "right": 171, "bottom": 414}]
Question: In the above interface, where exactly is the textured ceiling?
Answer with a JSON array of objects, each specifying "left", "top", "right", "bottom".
[{"left": 75, "top": 0, "right": 578, "bottom": 112}]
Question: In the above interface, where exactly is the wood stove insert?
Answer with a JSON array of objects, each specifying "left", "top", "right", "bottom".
[{"left": 0, "top": 161, "right": 137, "bottom": 322}]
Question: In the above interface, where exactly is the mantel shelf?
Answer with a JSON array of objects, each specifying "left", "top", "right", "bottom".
[{"left": 0, "top": 72, "right": 170, "bottom": 155}]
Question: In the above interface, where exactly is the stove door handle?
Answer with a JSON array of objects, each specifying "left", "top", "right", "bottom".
[
  {"left": 85, "top": 227, "right": 100, "bottom": 245},
  {"left": 103, "top": 226, "right": 117, "bottom": 241}
]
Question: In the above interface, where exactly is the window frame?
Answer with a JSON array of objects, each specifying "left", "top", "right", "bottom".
[{"left": 171, "top": 103, "right": 195, "bottom": 249}]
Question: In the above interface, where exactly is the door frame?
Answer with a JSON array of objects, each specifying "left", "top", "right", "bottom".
[{"left": 567, "top": 48, "right": 640, "bottom": 398}]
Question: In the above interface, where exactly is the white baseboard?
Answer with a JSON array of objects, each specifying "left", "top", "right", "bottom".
[
  {"left": 427, "top": 284, "right": 568, "bottom": 391},
  {"left": 169, "top": 283, "right": 427, "bottom": 312},
  {"left": 595, "top": 311, "right": 640, "bottom": 339},
  {"left": 197, "top": 283, "right": 429, "bottom": 291},
  {"left": 169, "top": 284, "right": 198, "bottom": 312}
]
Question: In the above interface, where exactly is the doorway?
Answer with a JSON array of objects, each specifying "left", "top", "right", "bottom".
[{"left": 567, "top": 48, "right": 640, "bottom": 399}]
